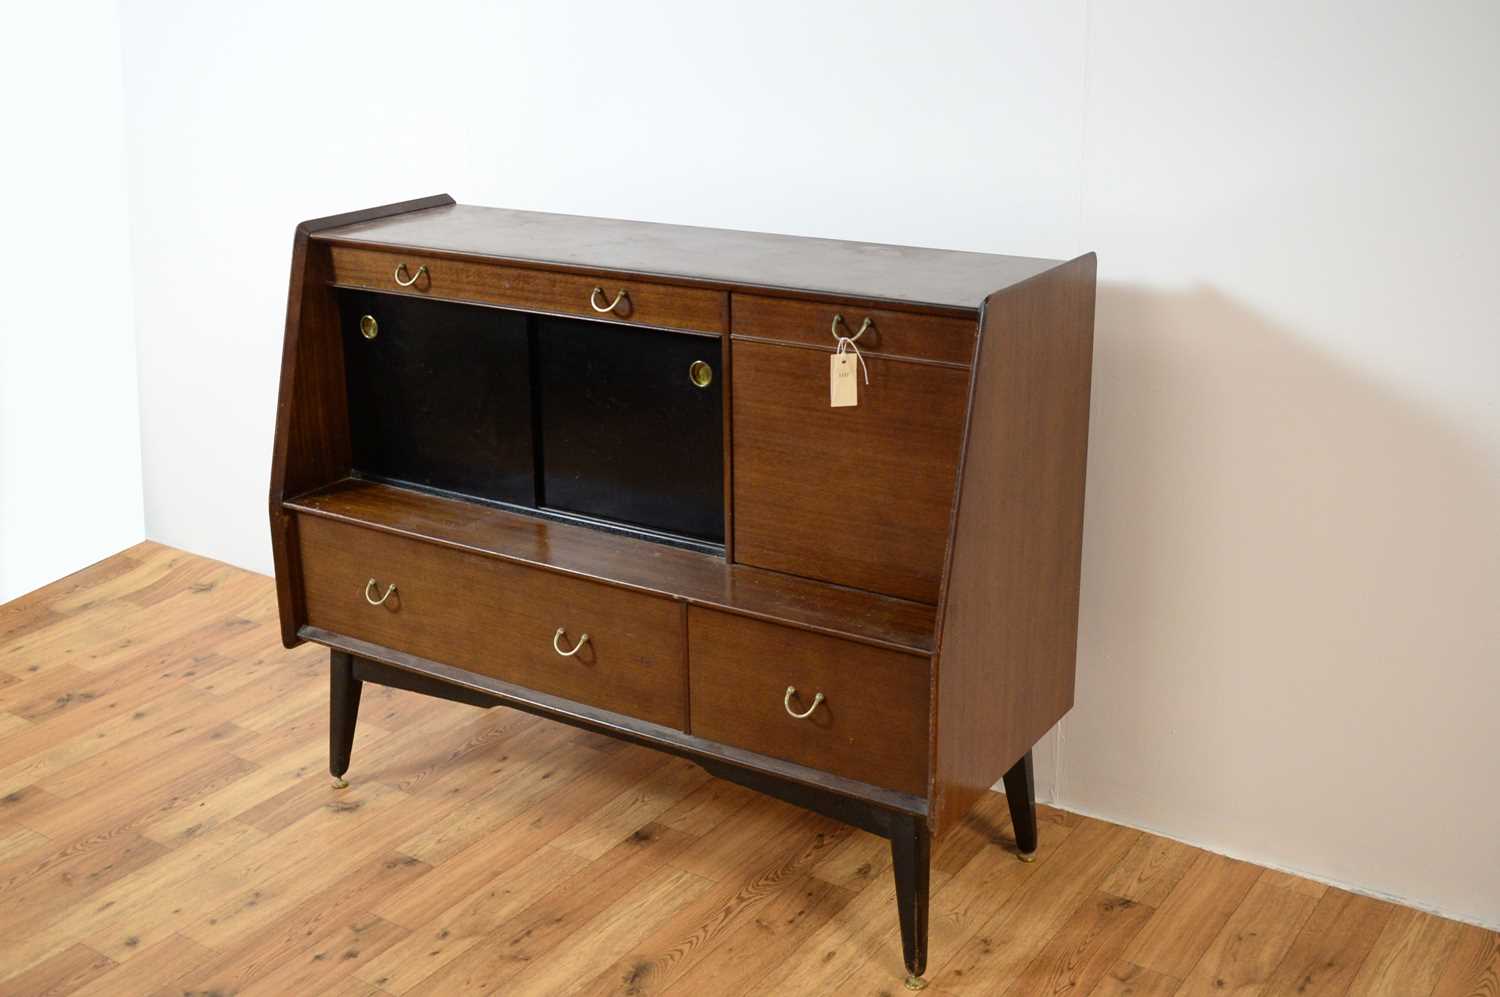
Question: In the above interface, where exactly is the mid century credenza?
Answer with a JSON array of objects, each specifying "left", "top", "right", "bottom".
[{"left": 269, "top": 195, "right": 1096, "bottom": 989}]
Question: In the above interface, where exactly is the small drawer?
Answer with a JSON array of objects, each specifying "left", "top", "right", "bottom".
[
  {"left": 731, "top": 293, "right": 975, "bottom": 365},
  {"left": 328, "top": 245, "right": 727, "bottom": 335},
  {"left": 687, "top": 608, "right": 929, "bottom": 794},
  {"left": 297, "top": 514, "right": 686, "bottom": 728}
]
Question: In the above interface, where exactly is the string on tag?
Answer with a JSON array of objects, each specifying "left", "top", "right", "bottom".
[{"left": 832, "top": 314, "right": 872, "bottom": 384}]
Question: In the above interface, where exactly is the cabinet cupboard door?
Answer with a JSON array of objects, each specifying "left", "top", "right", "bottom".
[
  {"left": 731, "top": 341, "right": 968, "bottom": 603},
  {"left": 340, "top": 290, "right": 535, "bottom": 506},
  {"left": 536, "top": 317, "right": 725, "bottom": 544}
]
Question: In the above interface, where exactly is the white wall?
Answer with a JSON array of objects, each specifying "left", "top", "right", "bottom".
[
  {"left": 0, "top": 3, "right": 143, "bottom": 602},
  {"left": 116, "top": 1, "right": 1500, "bottom": 926}
]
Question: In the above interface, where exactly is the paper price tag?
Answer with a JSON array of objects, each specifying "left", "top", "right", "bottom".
[{"left": 830, "top": 353, "right": 859, "bottom": 407}]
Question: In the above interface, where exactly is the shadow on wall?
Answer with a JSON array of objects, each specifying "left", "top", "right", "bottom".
[{"left": 1062, "top": 281, "right": 1500, "bottom": 923}]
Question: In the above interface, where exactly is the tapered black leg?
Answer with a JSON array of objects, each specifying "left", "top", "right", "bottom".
[
  {"left": 889, "top": 812, "right": 931, "bottom": 990},
  {"left": 1002, "top": 749, "right": 1037, "bottom": 860},
  {"left": 330, "top": 650, "right": 362, "bottom": 788}
]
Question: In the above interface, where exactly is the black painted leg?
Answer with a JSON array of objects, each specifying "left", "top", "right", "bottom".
[
  {"left": 1002, "top": 749, "right": 1037, "bottom": 861},
  {"left": 890, "top": 812, "right": 931, "bottom": 990},
  {"left": 330, "top": 650, "right": 362, "bottom": 788}
]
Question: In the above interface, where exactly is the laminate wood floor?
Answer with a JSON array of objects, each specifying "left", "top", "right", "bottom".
[{"left": 0, "top": 542, "right": 1494, "bottom": 996}]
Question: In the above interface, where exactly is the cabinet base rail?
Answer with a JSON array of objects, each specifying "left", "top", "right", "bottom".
[{"left": 326, "top": 647, "right": 1037, "bottom": 986}]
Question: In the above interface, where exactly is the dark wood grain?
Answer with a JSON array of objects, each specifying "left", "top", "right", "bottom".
[
  {"left": 687, "top": 607, "right": 930, "bottom": 795},
  {"left": 328, "top": 244, "right": 727, "bottom": 334},
  {"left": 285, "top": 477, "right": 938, "bottom": 655},
  {"left": 314, "top": 203, "right": 1060, "bottom": 313},
  {"left": 732, "top": 293, "right": 977, "bottom": 365},
  {"left": 296, "top": 513, "right": 689, "bottom": 729},
  {"left": 301, "top": 626, "right": 928, "bottom": 817},
  {"left": 731, "top": 340, "right": 969, "bottom": 604},
  {"left": 269, "top": 194, "right": 455, "bottom": 647},
  {"left": 929, "top": 254, "right": 1097, "bottom": 837}
]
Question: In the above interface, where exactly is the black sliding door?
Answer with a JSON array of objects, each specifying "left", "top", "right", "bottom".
[
  {"left": 340, "top": 290, "right": 535, "bottom": 506},
  {"left": 535, "top": 317, "right": 724, "bottom": 543}
]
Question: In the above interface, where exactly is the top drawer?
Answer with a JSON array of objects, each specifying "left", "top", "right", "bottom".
[
  {"left": 732, "top": 293, "right": 976, "bottom": 365},
  {"left": 328, "top": 245, "right": 727, "bottom": 335}
]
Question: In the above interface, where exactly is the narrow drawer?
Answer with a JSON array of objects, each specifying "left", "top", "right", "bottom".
[
  {"left": 296, "top": 514, "right": 686, "bottom": 728},
  {"left": 687, "top": 608, "right": 929, "bottom": 794},
  {"left": 328, "top": 244, "right": 727, "bottom": 334},
  {"left": 732, "top": 293, "right": 976, "bottom": 365}
]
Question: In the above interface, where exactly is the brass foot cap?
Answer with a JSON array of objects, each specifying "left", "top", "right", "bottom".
[
  {"left": 904, "top": 976, "right": 929, "bottom": 991},
  {"left": 331, "top": 776, "right": 349, "bottom": 789},
  {"left": 1018, "top": 850, "right": 1037, "bottom": 863}
]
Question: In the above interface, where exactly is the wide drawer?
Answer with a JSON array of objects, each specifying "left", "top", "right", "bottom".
[
  {"left": 296, "top": 514, "right": 687, "bottom": 728},
  {"left": 731, "top": 293, "right": 976, "bottom": 365},
  {"left": 328, "top": 245, "right": 727, "bottom": 334},
  {"left": 687, "top": 608, "right": 929, "bottom": 794}
]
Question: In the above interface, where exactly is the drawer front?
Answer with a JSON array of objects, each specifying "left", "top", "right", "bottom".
[
  {"left": 297, "top": 514, "right": 686, "bottom": 728},
  {"left": 731, "top": 340, "right": 969, "bottom": 604},
  {"left": 328, "top": 245, "right": 727, "bottom": 335},
  {"left": 687, "top": 608, "right": 929, "bottom": 795},
  {"left": 732, "top": 293, "right": 976, "bottom": 365}
]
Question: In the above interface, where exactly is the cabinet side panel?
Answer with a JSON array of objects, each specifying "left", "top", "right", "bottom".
[
  {"left": 269, "top": 194, "right": 455, "bottom": 648},
  {"left": 930, "top": 254, "right": 1097, "bottom": 836}
]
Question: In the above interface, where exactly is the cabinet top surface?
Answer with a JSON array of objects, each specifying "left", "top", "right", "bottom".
[{"left": 313, "top": 202, "right": 1061, "bottom": 312}]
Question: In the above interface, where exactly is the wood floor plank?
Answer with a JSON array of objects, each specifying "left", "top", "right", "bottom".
[
  {"left": 68, "top": 933, "right": 219, "bottom": 997},
  {"left": 1000, "top": 891, "right": 1155, "bottom": 997},
  {"left": 1120, "top": 850, "right": 1262, "bottom": 979},
  {"left": 1100, "top": 834, "right": 1199, "bottom": 908},
  {"left": 1430, "top": 924, "right": 1500, "bottom": 997},
  {"left": 1087, "top": 960, "right": 1184, "bottom": 997},
  {"left": 0, "top": 940, "right": 114, "bottom": 997},
  {"left": 373, "top": 823, "right": 700, "bottom": 995},
  {"left": 176, "top": 852, "right": 431, "bottom": 995},
  {"left": 0, "top": 545, "right": 1489, "bottom": 995},
  {"left": 1174, "top": 871, "right": 1321, "bottom": 996},
  {"left": 409, "top": 865, "right": 714, "bottom": 995},
  {"left": 1262, "top": 887, "right": 1394, "bottom": 996},
  {"left": 936, "top": 818, "right": 1140, "bottom": 993},
  {"left": 564, "top": 816, "right": 852, "bottom": 996},
  {"left": 1347, "top": 905, "right": 1469, "bottom": 996}
]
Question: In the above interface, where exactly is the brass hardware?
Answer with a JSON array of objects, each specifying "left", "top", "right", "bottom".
[
  {"left": 783, "top": 686, "right": 825, "bottom": 719},
  {"left": 331, "top": 776, "right": 349, "bottom": 789},
  {"left": 831, "top": 313, "right": 874, "bottom": 343},
  {"left": 688, "top": 360, "right": 713, "bottom": 388},
  {"left": 589, "top": 286, "right": 629, "bottom": 315},
  {"left": 359, "top": 314, "right": 379, "bottom": 340},
  {"left": 1017, "top": 850, "right": 1037, "bottom": 863},
  {"left": 364, "top": 578, "right": 397, "bottom": 606},
  {"left": 394, "top": 262, "right": 427, "bottom": 287},
  {"left": 904, "top": 975, "right": 929, "bottom": 991},
  {"left": 553, "top": 627, "right": 590, "bottom": 657}
]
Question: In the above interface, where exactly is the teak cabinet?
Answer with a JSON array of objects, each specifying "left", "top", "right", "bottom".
[{"left": 270, "top": 195, "right": 1097, "bottom": 989}]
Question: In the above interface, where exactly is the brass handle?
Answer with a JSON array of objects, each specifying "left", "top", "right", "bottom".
[
  {"left": 553, "top": 627, "right": 590, "bottom": 657},
  {"left": 364, "top": 578, "right": 397, "bottom": 606},
  {"left": 831, "top": 314, "right": 874, "bottom": 342},
  {"left": 589, "top": 286, "right": 629, "bottom": 315},
  {"left": 784, "top": 686, "right": 825, "bottom": 719},
  {"left": 394, "top": 263, "right": 427, "bottom": 287},
  {"left": 688, "top": 360, "right": 713, "bottom": 388}
]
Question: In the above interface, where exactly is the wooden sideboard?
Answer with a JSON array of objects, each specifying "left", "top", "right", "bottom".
[{"left": 269, "top": 194, "right": 1096, "bottom": 989}]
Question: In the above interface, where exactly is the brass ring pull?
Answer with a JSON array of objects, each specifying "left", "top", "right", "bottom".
[
  {"left": 831, "top": 314, "right": 874, "bottom": 342},
  {"left": 553, "top": 627, "right": 590, "bottom": 657},
  {"left": 394, "top": 263, "right": 427, "bottom": 287},
  {"left": 589, "top": 286, "right": 629, "bottom": 315},
  {"left": 784, "top": 686, "right": 825, "bottom": 719},
  {"left": 364, "top": 578, "right": 397, "bottom": 606}
]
